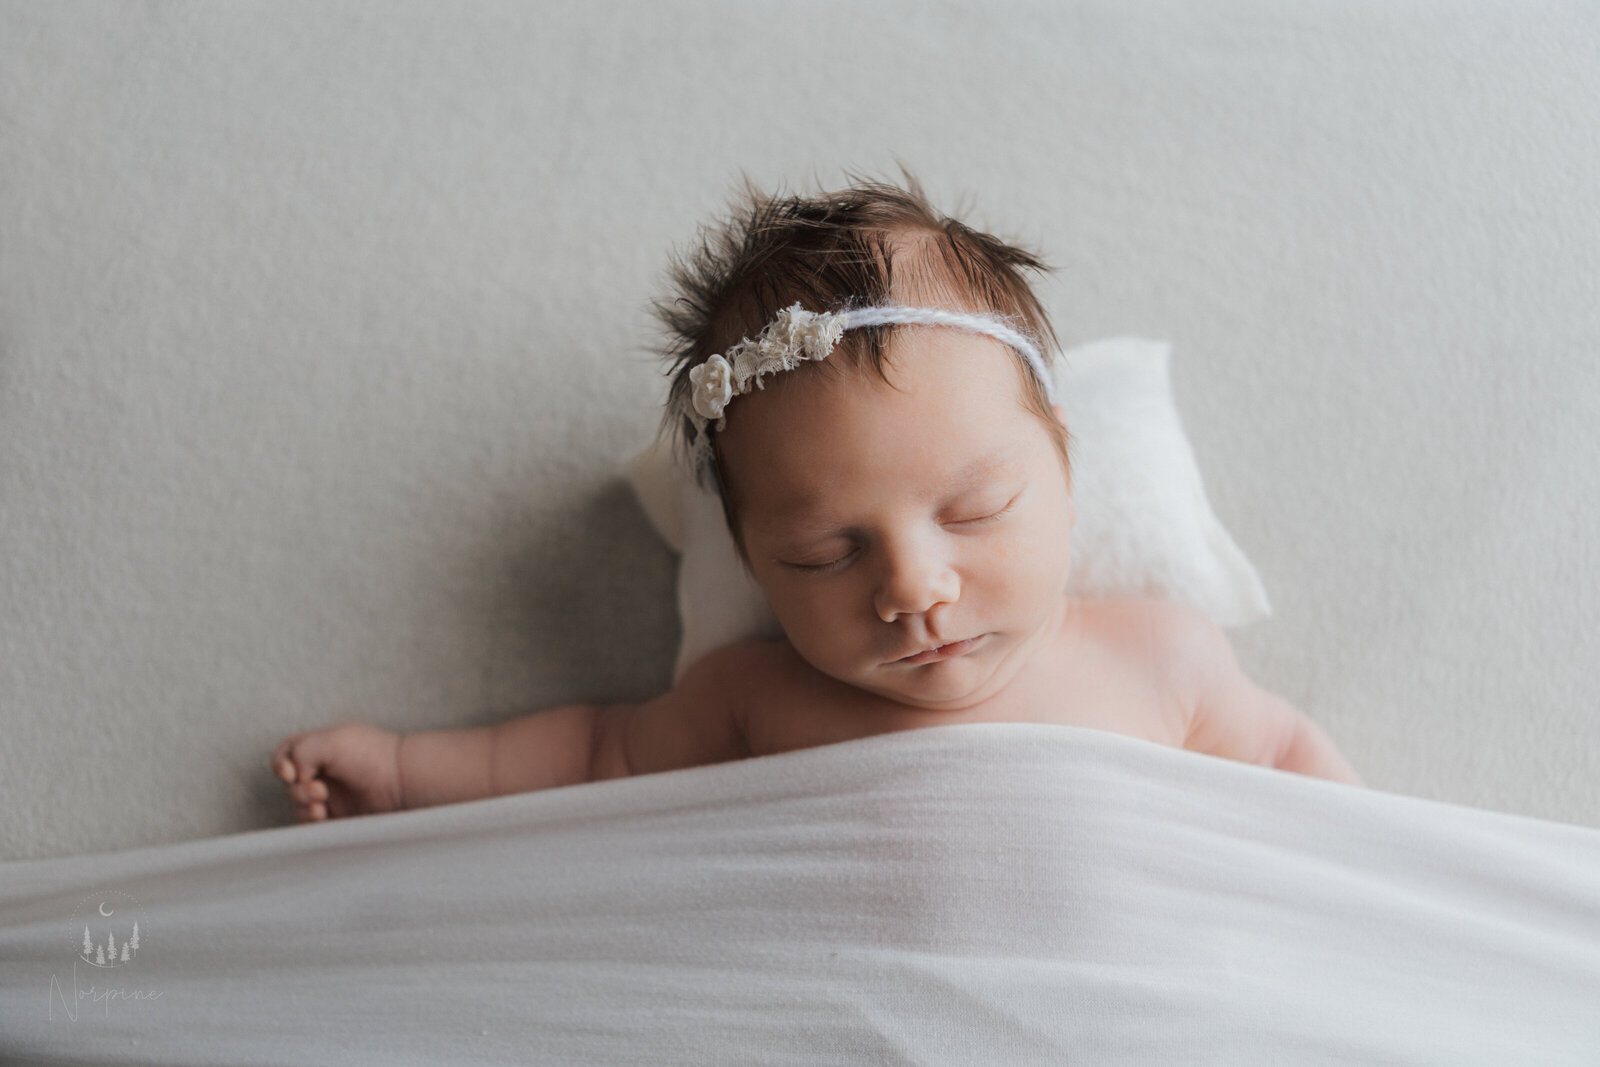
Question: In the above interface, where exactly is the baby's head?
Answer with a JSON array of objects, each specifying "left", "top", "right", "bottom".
[
  {"left": 656, "top": 175, "right": 1075, "bottom": 709},
  {"left": 659, "top": 175, "right": 1067, "bottom": 521}
]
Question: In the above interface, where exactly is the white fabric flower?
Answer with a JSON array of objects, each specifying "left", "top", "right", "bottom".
[{"left": 689, "top": 354, "right": 733, "bottom": 421}]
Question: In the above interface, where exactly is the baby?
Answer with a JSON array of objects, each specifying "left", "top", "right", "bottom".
[{"left": 273, "top": 177, "right": 1361, "bottom": 822}]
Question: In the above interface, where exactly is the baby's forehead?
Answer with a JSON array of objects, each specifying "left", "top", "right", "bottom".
[
  {"left": 714, "top": 318, "right": 1066, "bottom": 528},
  {"left": 737, "top": 370, "right": 1048, "bottom": 511}
]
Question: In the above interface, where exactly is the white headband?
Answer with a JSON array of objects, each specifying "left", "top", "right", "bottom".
[{"left": 681, "top": 302, "right": 1056, "bottom": 468}]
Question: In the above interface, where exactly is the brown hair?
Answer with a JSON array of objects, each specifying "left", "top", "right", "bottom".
[{"left": 653, "top": 172, "right": 1068, "bottom": 545}]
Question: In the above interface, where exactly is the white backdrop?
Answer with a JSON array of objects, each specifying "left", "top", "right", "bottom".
[{"left": 3, "top": 0, "right": 1597, "bottom": 861}]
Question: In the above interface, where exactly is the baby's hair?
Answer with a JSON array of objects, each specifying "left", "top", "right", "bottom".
[{"left": 653, "top": 171, "right": 1068, "bottom": 543}]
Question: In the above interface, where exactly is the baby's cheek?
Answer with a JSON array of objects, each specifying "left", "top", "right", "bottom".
[
  {"left": 989, "top": 531, "right": 1070, "bottom": 597},
  {"left": 768, "top": 588, "right": 851, "bottom": 650}
]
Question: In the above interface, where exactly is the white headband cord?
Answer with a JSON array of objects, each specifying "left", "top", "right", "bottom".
[{"left": 682, "top": 302, "right": 1056, "bottom": 469}]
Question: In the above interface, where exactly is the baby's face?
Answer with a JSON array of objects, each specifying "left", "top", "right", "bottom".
[{"left": 718, "top": 329, "right": 1074, "bottom": 711}]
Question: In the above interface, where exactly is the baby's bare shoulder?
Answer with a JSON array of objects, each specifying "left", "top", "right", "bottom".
[
  {"left": 1073, "top": 595, "right": 1215, "bottom": 647},
  {"left": 620, "top": 640, "right": 795, "bottom": 774},
  {"left": 681, "top": 637, "right": 804, "bottom": 691},
  {"left": 1070, "top": 596, "right": 1228, "bottom": 690},
  {"left": 674, "top": 638, "right": 819, "bottom": 721},
  {"left": 689, "top": 638, "right": 889, "bottom": 757}
]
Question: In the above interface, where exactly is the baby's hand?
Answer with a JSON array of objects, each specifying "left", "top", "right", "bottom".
[{"left": 271, "top": 723, "right": 405, "bottom": 823}]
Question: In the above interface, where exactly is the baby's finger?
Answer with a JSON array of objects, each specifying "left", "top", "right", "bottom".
[
  {"left": 271, "top": 740, "right": 298, "bottom": 782},
  {"left": 280, "top": 732, "right": 340, "bottom": 785}
]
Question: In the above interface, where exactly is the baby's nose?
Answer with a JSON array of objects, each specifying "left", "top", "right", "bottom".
[{"left": 873, "top": 544, "right": 959, "bottom": 622}]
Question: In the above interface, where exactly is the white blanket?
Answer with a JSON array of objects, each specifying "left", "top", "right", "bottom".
[{"left": 3, "top": 724, "right": 1598, "bottom": 1065}]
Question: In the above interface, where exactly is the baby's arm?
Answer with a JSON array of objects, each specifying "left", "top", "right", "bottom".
[
  {"left": 272, "top": 645, "right": 751, "bottom": 821},
  {"left": 402, "top": 704, "right": 603, "bottom": 808},
  {"left": 483, "top": 643, "right": 752, "bottom": 798},
  {"left": 1167, "top": 606, "right": 1363, "bottom": 786}
]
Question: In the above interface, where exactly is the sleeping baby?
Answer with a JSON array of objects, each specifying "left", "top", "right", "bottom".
[{"left": 272, "top": 176, "right": 1362, "bottom": 821}]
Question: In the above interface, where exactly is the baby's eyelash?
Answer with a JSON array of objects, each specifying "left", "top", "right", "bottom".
[
  {"left": 949, "top": 494, "right": 1021, "bottom": 526},
  {"left": 785, "top": 550, "right": 857, "bottom": 574}
]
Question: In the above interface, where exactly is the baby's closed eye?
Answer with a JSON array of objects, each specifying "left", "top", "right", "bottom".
[
  {"left": 941, "top": 489, "right": 1022, "bottom": 527},
  {"left": 779, "top": 538, "right": 859, "bottom": 572},
  {"left": 774, "top": 490, "right": 1025, "bottom": 572}
]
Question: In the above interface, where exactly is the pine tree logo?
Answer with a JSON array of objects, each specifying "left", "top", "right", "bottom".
[{"left": 70, "top": 889, "right": 148, "bottom": 970}]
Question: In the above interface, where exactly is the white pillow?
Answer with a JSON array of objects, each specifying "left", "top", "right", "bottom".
[{"left": 629, "top": 337, "right": 1271, "bottom": 680}]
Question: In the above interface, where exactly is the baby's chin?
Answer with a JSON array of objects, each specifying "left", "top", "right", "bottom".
[
  {"left": 855, "top": 655, "right": 1017, "bottom": 713},
  {"left": 781, "top": 627, "right": 1033, "bottom": 712},
  {"left": 782, "top": 643, "right": 986, "bottom": 712}
]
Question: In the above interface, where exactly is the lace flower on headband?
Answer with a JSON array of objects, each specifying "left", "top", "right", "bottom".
[
  {"left": 688, "top": 355, "right": 733, "bottom": 421},
  {"left": 691, "top": 305, "right": 847, "bottom": 424},
  {"left": 679, "top": 302, "right": 1056, "bottom": 468}
]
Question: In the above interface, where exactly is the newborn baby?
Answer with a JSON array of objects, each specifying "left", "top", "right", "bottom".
[{"left": 273, "top": 176, "right": 1361, "bottom": 821}]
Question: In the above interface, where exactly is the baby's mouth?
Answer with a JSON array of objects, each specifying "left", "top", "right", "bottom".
[{"left": 893, "top": 635, "right": 984, "bottom": 666}]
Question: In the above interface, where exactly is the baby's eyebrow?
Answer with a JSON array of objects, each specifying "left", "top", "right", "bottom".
[{"left": 942, "top": 452, "right": 1021, "bottom": 496}]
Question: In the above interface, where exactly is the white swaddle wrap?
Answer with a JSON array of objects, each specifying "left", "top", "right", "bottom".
[{"left": 3, "top": 723, "right": 1598, "bottom": 1065}]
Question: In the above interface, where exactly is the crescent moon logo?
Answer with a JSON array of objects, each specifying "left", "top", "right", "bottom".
[{"left": 72, "top": 890, "right": 147, "bottom": 970}]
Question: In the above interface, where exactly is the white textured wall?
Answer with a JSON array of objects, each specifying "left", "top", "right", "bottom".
[{"left": 2, "top": 0, "right": 1597, "bottom": 861}]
